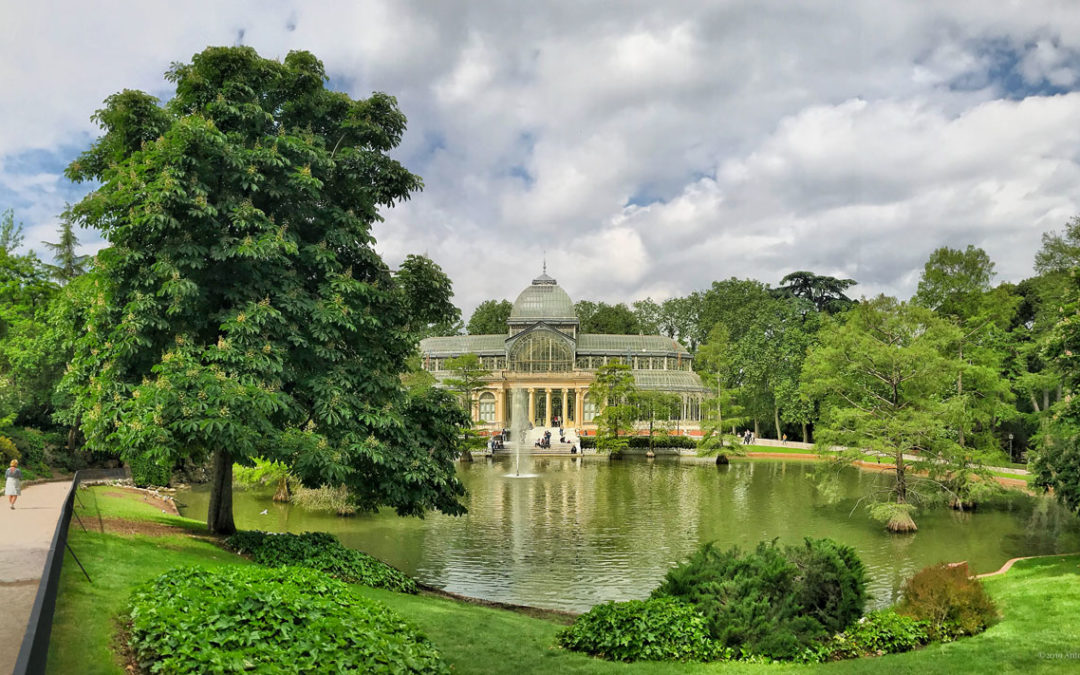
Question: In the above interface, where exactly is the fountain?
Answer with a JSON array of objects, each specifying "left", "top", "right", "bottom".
[{"left": 506, "top": 388, "right": 537, "bottom": 478}]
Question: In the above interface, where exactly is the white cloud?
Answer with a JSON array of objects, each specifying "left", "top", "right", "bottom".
[{"left": 6, "top": 1, "right": 1080, "bottom": 315}]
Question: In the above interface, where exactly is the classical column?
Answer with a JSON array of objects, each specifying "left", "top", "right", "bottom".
[
  {"left": 545, "top": 389, "right": 552, "bottom": 426},
  {"left": 561, "top": 388, "right": 569, "bottom": 425},
  {"left": 494, "top": 387, "right": 504, "bottom": 427},
  {"left": 528, "top": 388, "right": 536, "bottom": 426},
  {"left": 576, "top": 387, "right": 585, "bottom": 426}
]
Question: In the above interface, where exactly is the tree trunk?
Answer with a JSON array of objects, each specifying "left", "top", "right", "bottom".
[
  {"left": 957, "top": 347, "right": 965, "bottom": 448},
  {"left": 754, "top": 419, "right": 760, "bottom": 438},
  {"left": 773, "top": 406, "right": 782, "bottom": 440},
  {"left": 1030, "top": 392, "right": 1041, "bottom": 413},
  {"left": 207, "top": 448, "right": 236, "bottom": 535},
  {"left": 1044, "top": 389, "right": 1050, "bottom": 412},
  {"left": 802, "top": 422, "right": 808, "bottom": 443},
  {"left": 272, "top": 473, "right": 290, "bottom": 502},
  {"left": 887, "top": 451, "right": 917, "bottom": 533}
]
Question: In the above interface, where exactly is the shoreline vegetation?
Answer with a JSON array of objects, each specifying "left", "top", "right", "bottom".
[{"left": 48, "top": 485, "right": 1080, "bottom": 674}]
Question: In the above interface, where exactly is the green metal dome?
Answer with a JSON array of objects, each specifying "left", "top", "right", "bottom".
[{"left": 509, "top": 270, "right": 578, "bottom": 323}]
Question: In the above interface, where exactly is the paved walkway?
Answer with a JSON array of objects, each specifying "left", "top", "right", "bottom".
[{"left": 0, "top": 481, "right": 70, "bottom": 675}]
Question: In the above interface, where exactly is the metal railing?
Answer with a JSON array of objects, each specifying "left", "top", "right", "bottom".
[{"left": 12, "top": 468, "right": 129, "bottom": 675}]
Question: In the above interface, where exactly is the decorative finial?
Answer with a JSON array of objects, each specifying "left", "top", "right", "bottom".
[{"left": 543, "top": 252, "right": 547, "bottom": 275}]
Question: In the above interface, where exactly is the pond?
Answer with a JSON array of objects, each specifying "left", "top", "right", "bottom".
[{"left": 177, "top": 456, "right": 1080, "bottom": 613}]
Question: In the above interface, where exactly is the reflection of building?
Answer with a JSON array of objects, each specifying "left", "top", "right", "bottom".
[{"left": 419, "top": 269, "right": 707, "bottom": 431}]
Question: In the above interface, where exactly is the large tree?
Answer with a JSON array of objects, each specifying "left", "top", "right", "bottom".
[
  {"left": 60, "top": 47, "right": 468, "bottom": 534},
  {"left": 1033, "top": 269, "right": 1080, "bottom": 514},
  {"left": 775, "top": 271, "right": 857, "bottom": 314},
  {"left": 467, "top": 299, "right": 512, "bottom": 335},
  {"left": 802, "top": 296, "right": 961, "bottom": 532},
  {"left": 913, "top": 245, "right": 1016, "bottom": 456},
  {"left": 576, "top": 300, "right": 641, "bottom": 334},
  {"left": 394, "top": 253, "right": 460, "bottom": 338}
]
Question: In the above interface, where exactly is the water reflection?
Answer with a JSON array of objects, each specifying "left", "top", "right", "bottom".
[{"left": 177, "top": 457, "right": 1080, "bottom": 612}]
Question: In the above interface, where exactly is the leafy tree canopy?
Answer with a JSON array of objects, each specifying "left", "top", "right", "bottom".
[
  {"left": 466, "top": 299, "right": 512, "bottom": 335},
  {"left": 1034, "top": 215, "right": 1080, "bottom": 275},
  {"left": 776, "top": 271, "right": 857, "bottom": 314},
  {"left": 576, "top": 300, "right": 641, "bottom": 334},
  {"left": 59, "top": 46, "right": 467, "bottom": 533}
]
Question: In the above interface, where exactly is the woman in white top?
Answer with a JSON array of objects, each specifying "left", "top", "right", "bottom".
[{"left": 6, "top": 459, "right": 21, "bottom": 509}]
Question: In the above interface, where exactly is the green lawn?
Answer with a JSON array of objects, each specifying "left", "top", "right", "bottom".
[{"left": 47, "top": 486, "right": 1080, "bottom": 674}]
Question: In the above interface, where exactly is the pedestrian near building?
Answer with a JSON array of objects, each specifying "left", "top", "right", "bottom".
[{"left": 6, "top": 459, "right": 22, "bottom": 509}]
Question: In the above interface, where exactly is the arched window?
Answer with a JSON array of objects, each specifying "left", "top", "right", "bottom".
[
  {"left": 508, "top": 331, "right": 573, "bottom": 373},
  {"left": 478, "top": 392, "right": 496, "bottom": 424},
  {"left": 583, "top": 394, "right": 597, "bottom": 422}
]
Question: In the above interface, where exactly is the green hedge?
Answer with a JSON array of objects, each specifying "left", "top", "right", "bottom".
[
  {"left": 558, "top": 598, "right": 720, "bottom": 662},
  {"left": 128, "top": 566, "right": 446, "bottom": 674},
  {"left": 579, "top": 435, "right": 699, "bottom": 450},
  {"left": 226, "top": 530, "right": 418, "bottom": 593}
]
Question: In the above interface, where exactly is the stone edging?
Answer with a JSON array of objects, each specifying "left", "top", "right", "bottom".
[{"left": 972, "top": 552, "right": 1079, "bottom": 579}]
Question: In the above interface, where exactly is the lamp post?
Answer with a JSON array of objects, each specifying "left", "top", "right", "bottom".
[{"left": 1008, "top": 433, "right": 1014, "bottom": 461}]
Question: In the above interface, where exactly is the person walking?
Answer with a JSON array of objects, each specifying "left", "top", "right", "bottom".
[{"left": 6, "top": 459, "right": 22, "bottom": 509}]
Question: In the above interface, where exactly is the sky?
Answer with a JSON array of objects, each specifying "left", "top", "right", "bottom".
[{"left": 4, "top": 1, "right": 1080, "bottom": 318}]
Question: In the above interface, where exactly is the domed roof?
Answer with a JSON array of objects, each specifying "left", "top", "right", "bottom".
[{"left": 509, "top": 269, "right": 578, "bottom": 323}]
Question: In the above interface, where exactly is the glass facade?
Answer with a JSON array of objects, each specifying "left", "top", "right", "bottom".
[{"left": 508, "top": 332, "right": 574, "bottom": 373}]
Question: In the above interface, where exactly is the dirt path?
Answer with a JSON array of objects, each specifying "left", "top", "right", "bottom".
[{"left": 0, "top": 480, "right": 70, "bottom": 675}]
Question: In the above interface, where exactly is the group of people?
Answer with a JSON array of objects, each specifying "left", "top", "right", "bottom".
[
  {"left": 6, "top": 459, "right": 21, "bottom": 509},
  {"left": 741, "top": 430, "right": 756, "bottom": 445},
  {"left": 534, "top": 429, "right": 554, "bottom": 449}
]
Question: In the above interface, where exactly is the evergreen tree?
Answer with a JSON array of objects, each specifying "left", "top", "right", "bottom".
[{"left": 42, "top": 214, "right": 89, "bottom": 284}]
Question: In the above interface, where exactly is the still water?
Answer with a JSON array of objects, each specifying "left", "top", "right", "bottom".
[{"left": 177, "top": 456, "right": 1080, "bottom": 612}]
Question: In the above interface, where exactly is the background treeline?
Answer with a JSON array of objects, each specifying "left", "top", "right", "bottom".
[{"left": 459, "top": 220, "right": 1080, "bottom": 467}]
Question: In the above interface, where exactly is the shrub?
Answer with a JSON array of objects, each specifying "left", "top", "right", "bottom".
[
  {"left": 787, "top": 538, "right": 868, "bottom": 634},
  {"left": 579, "top": 436, "right": 698, "bottom": 450},
  {"left": 0, "top": 436, "right": 19, "bottom": 464},
  {"left": 806, "top": 610, "right": 929, "bottom": 662},
  {"left": 129, "top": 453, "right": 172, "bottom": 487},
  {"left": 128, "top": 566, "right": 446, "bottom": 674},
  {"left": 557, "top": 598, "right": 720, "bottom": 662},
  {"left": 225, "top": 530, "right": 417, "bottom": 593},
  {"left": 652, "top": 538, "right": 867, "bottom": 660},
  {"left": 232, "top": 459, "right": 289, "bottom": 489},
  {"left": 291, "top": 484, "right": 356, "bottom": 515},
  {"left": 897, "top": 562, "right": 998, "bottom": 640}
]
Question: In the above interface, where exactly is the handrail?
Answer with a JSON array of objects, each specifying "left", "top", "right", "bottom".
[{"left": 12, "top": 468, "right": 128, "bottom": 675}]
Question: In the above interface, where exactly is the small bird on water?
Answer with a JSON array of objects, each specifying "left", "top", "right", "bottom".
[{"left": 259, "top": 509, "right": 268, "bottom": 515}]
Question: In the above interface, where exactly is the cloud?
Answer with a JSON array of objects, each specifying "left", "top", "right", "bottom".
[{"left": 6, "top": 1, "right": 1080, "bottom": 317}]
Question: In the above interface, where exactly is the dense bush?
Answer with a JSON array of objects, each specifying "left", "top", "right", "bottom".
[
  {"left": 805, "top": 610, "right": 930, "bottom": 662},
  {"left": 558, "top": 598, "right": 720, "bottom": 662},
  {"left": 787, "top": 538, "right": 868, "bottom": 634},
  {"left": 129, "top": 453, "right": 172, "bottom": 487},
  {"left": 226, "top": 530, "right": 417, "bottom": 593},
  {"left": 128, "top": 566, "right": 446, "bottom": 674},
  {"left": 897, "top": 562, "right": 998, "bottom": 640},
  {"left": 653, "top": 539, "right": 867, "bottom": 660},
  {"left": 0, "top": 435, "right": 18, "bottom": 464},
  {"left": 2, "top": 427, "right": 66, "bottom": 475}
]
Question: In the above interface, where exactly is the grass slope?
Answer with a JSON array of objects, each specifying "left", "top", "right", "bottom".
[{"left": 48, "top": 486, "right": 1079, "bottom": 674}]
